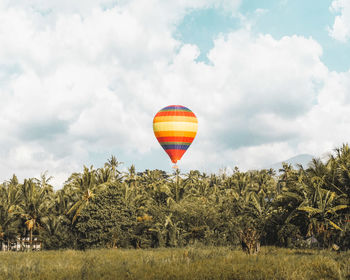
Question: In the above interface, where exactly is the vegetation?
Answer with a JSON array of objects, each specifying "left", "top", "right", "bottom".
[
  {"left": 0, "top": 145, "right": 349, "bottom": 252},
  {"left": 0, "top": 247, "right": 349, "bottom": 280}
]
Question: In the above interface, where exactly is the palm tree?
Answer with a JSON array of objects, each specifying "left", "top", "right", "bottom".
[
  {"left": 297, "top": 182, "right": 348, "bottom": 247},
  {"left": 124, "top": 165, "right": 138, "bottom": 189},
  {"left": 0, "top": 175, "right": 22, "bottom": 248},
  {"left": 332, "top": 144, "right": 350, "bottom": 198},
  {"left": 105, "top": 155, "right": 123, "bottom": 182},
  {"left": 66, "top": 166, "right": 107, "bottom": 223},
  {"left": 19, "top": 178, "right": 53, "bottom": 249}
]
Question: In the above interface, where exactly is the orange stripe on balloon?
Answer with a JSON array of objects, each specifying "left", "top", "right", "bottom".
[{"left": 153, "top": 116, "right": 198, "bottom": 123}]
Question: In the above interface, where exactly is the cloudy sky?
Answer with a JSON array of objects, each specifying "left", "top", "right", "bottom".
[{"left": 1, "top": 0, "right": 350, "bottom": 188}]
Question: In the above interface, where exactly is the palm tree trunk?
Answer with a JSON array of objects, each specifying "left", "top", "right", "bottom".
[{"left": 30, "top": 228, "right": 33, "bottom": 250}]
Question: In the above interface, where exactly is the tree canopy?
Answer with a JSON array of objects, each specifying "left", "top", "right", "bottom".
[{"left": 0, "top": 146, "right": 349, "bottom": 253}]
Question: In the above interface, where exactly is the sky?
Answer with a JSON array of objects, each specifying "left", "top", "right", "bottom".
[{"left": 1, "top": 0, "right": 350, "bottom": 188}]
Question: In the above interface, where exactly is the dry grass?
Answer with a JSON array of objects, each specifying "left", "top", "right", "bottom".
[{"left": 0, "top": 247, "right": 349, "bottom": 280}]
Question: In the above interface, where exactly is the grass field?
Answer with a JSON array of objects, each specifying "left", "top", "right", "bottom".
[{"left": 0, "top": 247, "right": 349, "bottom": 280}]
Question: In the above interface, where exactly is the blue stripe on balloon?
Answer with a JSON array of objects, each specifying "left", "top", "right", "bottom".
[
  {"left": 161, "top": 144, "right": 190, "bottom": 150},
  {"left": 162, "top": 106, "right": 190, "bottom": 111}
]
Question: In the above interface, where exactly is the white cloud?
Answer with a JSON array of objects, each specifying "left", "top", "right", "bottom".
[
  {"left": 297, "top": 70, "right": 350, "bottom": 155},
  {"left": 329, "top": 0, "right": 350, "bottom": 42},
  {"left": 171, "top": 31, "right": 331, "bottom": 172},
  {"left": 0, "top": 0, "right": 242, "bottom": 187}
]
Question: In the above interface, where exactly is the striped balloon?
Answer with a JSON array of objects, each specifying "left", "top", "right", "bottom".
[{"left": 153, "top": 105, "right": 198, "bottom": 164}]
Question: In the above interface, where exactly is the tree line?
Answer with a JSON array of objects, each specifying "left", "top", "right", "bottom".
[{"left": 0, "top": 145, "right": 349, "bottom": 253}]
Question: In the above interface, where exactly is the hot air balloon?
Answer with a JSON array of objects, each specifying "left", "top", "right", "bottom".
[{"left": 153, "top": 105, "right": 198, "bottom": 167}]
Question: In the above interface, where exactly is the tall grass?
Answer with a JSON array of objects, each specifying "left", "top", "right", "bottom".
[{"left": 0, "top": 247, "right": 349, "bottom": 280}]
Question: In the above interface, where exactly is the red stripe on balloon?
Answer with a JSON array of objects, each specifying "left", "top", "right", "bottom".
[
  {"left": 164, "top": 149, "right": 187, "bottom": 164},
  {"left": 156, "top": 136, "right": 194, "bottom": 143},
  {"left": 155, "top": 111, "right": 196, "bottom": 117}
]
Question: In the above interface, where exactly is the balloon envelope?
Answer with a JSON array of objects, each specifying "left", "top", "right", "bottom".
[{"left": 153, "top": 105, "right": 198, "bottom": 164}]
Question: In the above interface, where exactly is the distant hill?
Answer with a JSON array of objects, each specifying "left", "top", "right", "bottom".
[{"left": 266, "top": 154, "right": 314, "bottom": 172}]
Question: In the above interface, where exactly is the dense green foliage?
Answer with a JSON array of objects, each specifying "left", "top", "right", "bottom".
[
  {"left": 0, "top": 145, "right": 349, "bottom": 251},
  {"left": 0, "top": 247, "right": 349, "bottom": 280}
]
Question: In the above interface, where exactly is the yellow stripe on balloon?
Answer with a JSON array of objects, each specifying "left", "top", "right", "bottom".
[
  {"left": 153, "top": 116, "right": 198, "bottom": 123},
  {"left": 153, "top": 122, "right": 198, "bottom": 132}
]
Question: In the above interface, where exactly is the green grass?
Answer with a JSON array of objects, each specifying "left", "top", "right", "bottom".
[{"left": 0, "top": 247, "right": 349, "bottom": 280}]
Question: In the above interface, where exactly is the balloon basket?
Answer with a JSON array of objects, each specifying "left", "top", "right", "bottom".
[{"left": 172, "top": 164, "right": 178, "bottom": 169}]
